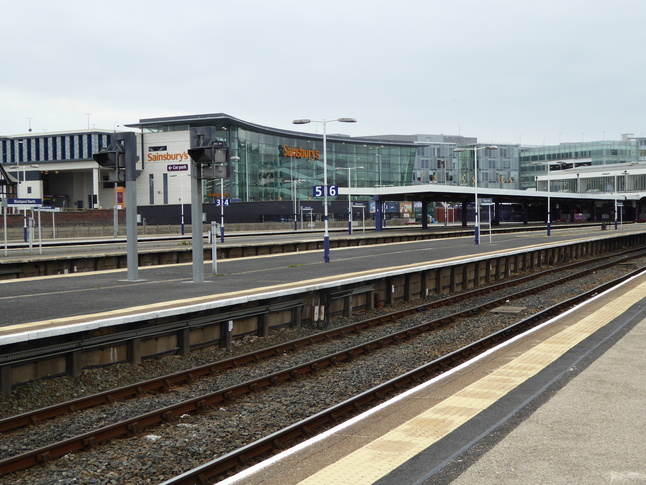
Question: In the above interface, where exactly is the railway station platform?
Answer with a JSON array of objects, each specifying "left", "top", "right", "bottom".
[
  {"left": 218, "top": 270, "right": 646, "bottom": 485},
  {"left": 2, "top": 226, "right": 646, "bottom": 482},
  {"left": 3, "top": 225, "right": 644, "bottom": 330}
]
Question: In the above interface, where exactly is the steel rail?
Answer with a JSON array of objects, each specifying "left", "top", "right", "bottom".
[{"left": 161, "top": 266, "right": 646, "bottom": 485}]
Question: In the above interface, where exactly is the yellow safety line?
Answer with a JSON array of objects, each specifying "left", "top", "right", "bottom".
[{"left": 298, "top": 279, "right": 646, "bottom": 484}]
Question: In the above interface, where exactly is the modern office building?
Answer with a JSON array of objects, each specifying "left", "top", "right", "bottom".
[
  {"left": 519, "top": 138, "right": 640, "bottom": 189},
  {"left": 351, "top": 134, "right": 522, "bottom": 191},
  {"left": 125, "top": 113, "right": 418, "bottom": 207}
]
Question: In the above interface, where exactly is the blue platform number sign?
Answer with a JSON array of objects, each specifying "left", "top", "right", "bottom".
[
  {"left": 312, "top": 185, "right": 339, "bottom": 197},
  {"left": 215, "top": 198, "right": 230, "bottom": 207}
]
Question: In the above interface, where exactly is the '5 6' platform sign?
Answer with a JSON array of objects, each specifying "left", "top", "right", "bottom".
[{"left": 312, "top": 185, "right": 338, "bottom": 197}]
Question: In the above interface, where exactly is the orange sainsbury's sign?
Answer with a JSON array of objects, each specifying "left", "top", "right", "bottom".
[
  {"left": 147, "top": 152, "right": 189, "bottom": 162},
  {"left": 281, "top": 145, "right": 320, "bottom": 161}
]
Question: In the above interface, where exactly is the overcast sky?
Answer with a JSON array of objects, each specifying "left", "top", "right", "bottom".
[{"left": 2, "top": 0, "right": 645, "bottom": 145}]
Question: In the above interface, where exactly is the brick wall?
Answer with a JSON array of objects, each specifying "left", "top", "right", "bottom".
[{"left": 2, "top": 210, "right": 126, "bottom": 228}]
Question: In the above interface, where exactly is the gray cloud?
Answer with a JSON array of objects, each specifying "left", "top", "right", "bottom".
[{"left": 2, "top": 0, "right": 645, "bottom": 144}]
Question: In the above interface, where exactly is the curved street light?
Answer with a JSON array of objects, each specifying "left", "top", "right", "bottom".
[{"left": 292, "top": 118, "right": 357, "bottom": 262}]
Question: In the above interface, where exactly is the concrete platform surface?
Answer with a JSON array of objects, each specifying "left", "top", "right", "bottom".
[{"left": 444, "top": 311, "right": 646, "bottom": 484}]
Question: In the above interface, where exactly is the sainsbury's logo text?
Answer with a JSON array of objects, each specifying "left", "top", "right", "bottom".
[
  {"left": 147, "top": 152, "right": 189, "bottom": 162},
  {"left": 281, "top": 145, "right": 320, "bottom": 161}
]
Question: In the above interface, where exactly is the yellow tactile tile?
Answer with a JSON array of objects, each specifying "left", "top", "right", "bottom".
[{"left": 298, "top": 278, "right": 646, "bottom": 485}]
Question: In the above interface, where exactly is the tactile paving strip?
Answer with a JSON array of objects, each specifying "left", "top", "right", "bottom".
[{"left": 298, "top": 279, "right": 646, "bottom": 484}]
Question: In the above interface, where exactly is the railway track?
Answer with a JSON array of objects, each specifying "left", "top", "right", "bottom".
[
  {"left": 0, "top": 250, "right": 644, "bottom": 481},
  {"left": 163, "top": 264, "right": 645, "bottom": 485}
]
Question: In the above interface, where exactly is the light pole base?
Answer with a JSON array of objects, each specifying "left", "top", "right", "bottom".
[
  {"left": 474, "top": 226, "right": 480, "bottom": 245},
  {"left": 324, "top": 235, "right": 330, "bottom": 263}
]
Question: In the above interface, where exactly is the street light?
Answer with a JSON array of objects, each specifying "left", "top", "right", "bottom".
[
  {"left": 621, "top": 170, "right": 629, "bottom": 228},
  {"left": 336, "top": 166, "right": 364, "bottom": 235},
  {"left": 531, "top": 161, "right": 550, "bottom": 235},
  {"left": 453, "top": 145, "right": 498, "bottom": 245},
  {"left": 531, "top": 161, "right": 565, "bottom": 236},
  {"left": 292, "top": 117, "right": 357, "bottom": 262},
  {"left": 220, "top": 156, "right": 240, "bottom": 243},
  {"left": 613, "top": 172, "right": 619, "bottom": 230},
  {"left": 287, "top": 177, "right": 304, "bottom": 231},
  {"left": 169, "top": 173, "right": 188, "bottom": 235}
]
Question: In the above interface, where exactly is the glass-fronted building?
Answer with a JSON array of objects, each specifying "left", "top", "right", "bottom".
[
  {"left": 127, "top": 114, "right": 418, "bottom": 207},
  {"left": 359, "top": 134, "right": 521, "bottom": 190},
  {"left": 534, "top": 163, "right": 646, "bottom": 195},
  {"left": 453, "top": 144, "right": 521, "bottom": 190},
  {"left": 519, "top": 140, "right": 639, "bottom": 189}
]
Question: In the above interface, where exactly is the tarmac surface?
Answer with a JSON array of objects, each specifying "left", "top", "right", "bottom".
[{"left": 2, "top": 224, "right": 643, "bottom": 330}]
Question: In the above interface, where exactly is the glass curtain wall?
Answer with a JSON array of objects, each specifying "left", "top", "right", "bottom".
[
  {"left": 230, "top": 127, "right": 416, "bottom": 202},
  {"left": 153, "top": 118, "right": 418, "bottom": 204},
  {"left": 520, "top": 140, "right": 638, "bottom": 189},
  {"left": 453, "top": 146, "right": 502, "bottom": 189}
]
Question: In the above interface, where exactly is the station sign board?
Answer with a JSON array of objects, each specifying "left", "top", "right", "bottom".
[
  {"left": 312, "top": 185, "right": 338, "bottom": 197},
  {"left": 4, "top": 198, "right": 43, "bottom": 208}
]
